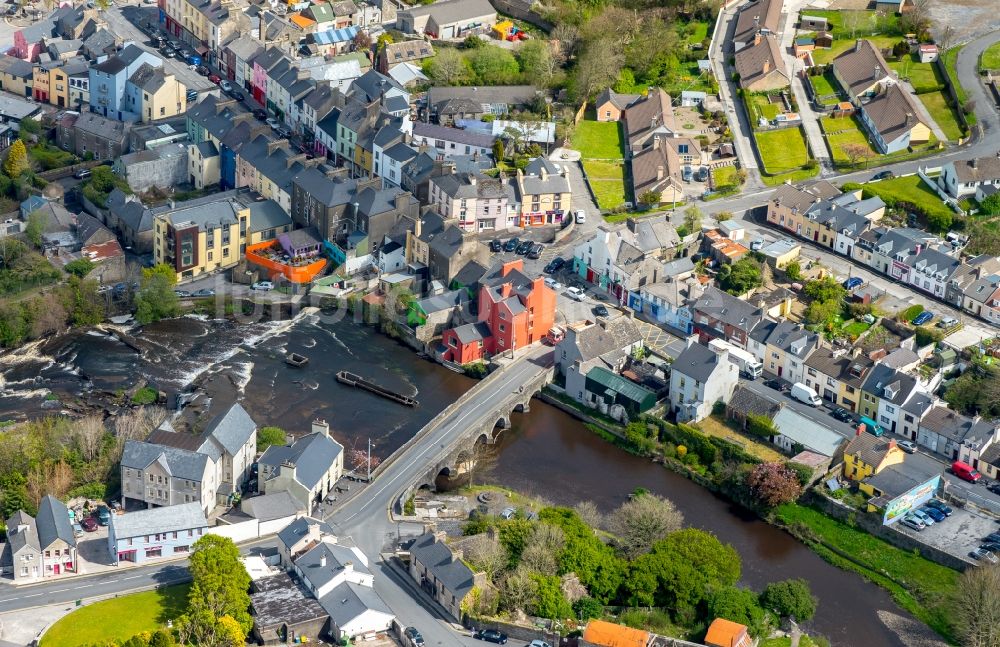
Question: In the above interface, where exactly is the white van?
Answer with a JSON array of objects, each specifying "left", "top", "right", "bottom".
[
  {"left": 790, "top": 382, "right": 822, "bottom": 407},
  {"left": 575, "top": 210, "right": 586, "bottom": 224}
]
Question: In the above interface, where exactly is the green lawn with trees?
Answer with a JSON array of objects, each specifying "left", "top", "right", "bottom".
[
  {"left": 860, "top": 176, "right": 954, "bottom": 232},
  {"left": 40, "top": 584, "right": 189, "bottom": 647}
]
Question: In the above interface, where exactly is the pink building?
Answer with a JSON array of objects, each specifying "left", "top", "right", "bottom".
[{"left": 427, "top": 172, "right": 513, "bottom": 232}]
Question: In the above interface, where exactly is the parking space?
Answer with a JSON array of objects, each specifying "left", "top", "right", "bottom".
[{"left": 893, "top": 504, "right": 999, "bottom": 564}]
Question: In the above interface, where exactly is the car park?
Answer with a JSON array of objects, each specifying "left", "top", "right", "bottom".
[
  {"left": 565, "top": 287, "right": 585, "bottom": 301},
  {"left": 898, "top": 440, "right": 917, "bottom": 454},
  {"left": 925, "top": 499, "right": 953, "bottom": 516},
  {"left": 842, "top": 276, "right": 863, "bottom": 291},
  {"left": 251, "top": 281, "right": 274, "bottom": 291},
  {"left": 912, "top": 311, "right": 934, "bottom": 326},
  {"left": 981, "top": 542, "right": 1000, "bottom": 554},
  {"left": 474, "top": 629, "right": 507, "bottom": 644},
  {"left": 970, "top": 547, "right": 999, "bottom": 564},
  {"left": 489, "top": 239, "right": 502, "bottom": 252},
  {"left": 504, "top": 238, "right": 519, "bottom": 252},
  {"left": 985, "top": 531, "right": 1000, "bottom": 544},
  {"left": 921, "top": 506, "right": 945, "bottom": 523},
  {"left": 593, "top": 304, "right": 609, "bottom": 317},
  {"left": 900, "top": 515, "right": 925, "bottom": 531},
  {"left": 831, "top": 407, "right": 852, "bottom": 423}
]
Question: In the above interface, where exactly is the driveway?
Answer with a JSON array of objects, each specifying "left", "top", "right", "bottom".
[{"left": 779, "top": 0, "right": 831, "bottom": 165}]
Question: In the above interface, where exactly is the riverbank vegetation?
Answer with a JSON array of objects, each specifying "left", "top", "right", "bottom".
[{"left": 460, "top": 491, "right": 820, "bottom": 643}]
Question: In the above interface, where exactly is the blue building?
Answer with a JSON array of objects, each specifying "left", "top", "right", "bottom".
[
  {"left": 89, "top": 44, "right": 161, "bottom": 121},
  {"left": 108, "top": 502, "right": 208, "bottom": 564}
]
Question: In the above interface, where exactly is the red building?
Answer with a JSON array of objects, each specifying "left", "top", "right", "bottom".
[{"left": 441, "top": 260, "right": 556, "bottom": 364}]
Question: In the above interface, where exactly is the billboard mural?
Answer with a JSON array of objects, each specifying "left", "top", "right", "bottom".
[{"left": 883, "top": 474, "right": 941, "bottom": 524}]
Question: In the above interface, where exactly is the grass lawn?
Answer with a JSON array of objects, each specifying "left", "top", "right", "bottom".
[
  {"left": 841, "top": 320, "right": 871, "bottom": 339},
  {"left": 712, "top": 165, "right": 740, "bottom": 190},
  {"left": 760, "top": 637, "right": 819, "bottom": 647},
  {"left": 861, "top": 175, "right": 953, "bottom": 224},
  {"left": 695, "top": 415, "right": 786, "bottom": 462},
  {"left": 982, "top": 41, "right": 1000, "bottom": 71},
  {"left": 755, "top": 128, "right": 809, "bottom": 174},
  {"left": 680, "top": 20, "right": 710, "bottom": 45},
  {"left": 571, "top": 120, "right": 624, "bottom": 160},
  {"left": 746, "top": 93, "right": 781, "bottom": 126},
  {"left": 917, "top": 90, "right": 965, "bottom": 141},
  {"left": 40, "top": 584, "right": 190, "bottom": 647},
  {"left": 774, "top": 504, "right": 958, "bottom": 642},
  {"left": 812, "top": 35, "right": 898, "bottom": 65},
  {"left": 761, "top": 167, "right": 820, "bottom": 186},
  {"left": 582, "top": 160, "right": 627, "bottom": 210},
  {"left": 888, "top": 54, "right": 943, "bottom": 93},
  {"left": 943, "top": 47, "right": 975, "bottom": 127},
  {"left": 821, "top": 116, "right": 876, "bottom": 164},
  {"left": 808, "top": 71, "right": 840, "bottom": 102},
  {"left": 799, "top": 9, "right": 901, "bottom": 39}
]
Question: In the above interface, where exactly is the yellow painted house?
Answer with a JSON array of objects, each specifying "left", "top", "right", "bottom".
[
  {"left": 152, "top": 196, "right": 249, "bottom": 282},
  {"left": 843, "top": 432, "right": 905, "bottom": 483}
]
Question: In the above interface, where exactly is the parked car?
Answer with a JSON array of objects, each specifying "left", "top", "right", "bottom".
[
  {"left": 528, "top": 641, "right": 552, "bottom": 647},
  {"left": 565, "top": 287, "right": 585, "bottom": 301},
  {"left": 790, "top": 382, "right": 822, "bottom": 407},
  {"left": 404, "top": 627, "right": 424, "bottom": 647},
  {"left": 229, "top": 91, "right": 245, "bottom": 102},
  {"left": 219, "top": 80, "right": 233, "bottom": 92},
  {"left": 682, "top": 165, "right": 693, "bottom": 182},
  {"left": 251, "top": 281, "right": 274, "bottom": 291},
  {"left": 872, "top": 170, "right": 895, "bottom": 181},
  {"left": 985, "top": 532, "right": 1000, "bottom": 544},
  {"left": 593, "top": 304, "right": 609, "bottom": 317},
  {"left": 544, "top": 257, "right": 565, "bottom": 274},
  {"left": 981, "top": 542, "right": 1000, "bottom": 553},
  {"left": 253, "top": 108, "right": 268, "bottom": 121},
  {"left": 937, "top": 316, "right": 959, "bottom": 328},
  {"left": 831, "top": 407, "right": 852, "bottom": 423},
  {"left": 515, "top": 240, "right": 534, "bottom": 255},
  {"left": 970, "top": 547, "right": 999, "bottom": 564},
  {"left": 72, "top": 522, "right": 84, "bottom": 538},
  {"left": 174, "top": 289, "right": 192, "bottom": 297},
  {"left": 489, "top": 239, "right": 502, "bottom": 252},
  {"left": 208, "top": 73, "right": 221, "bottom": 84},
  {"left": 925, "top": 499, "right": 953, "bottom": 516},
  {"left": 80, "top": 517, "right": 98, "bottom": 532},
  {"left": 474, "top": 630, "right": 508, "bottom": 644},
  {"left": 73, "top": 168, "right": 92, "bottom": 179},
  {"left": 952, "top": 460, "right": 982, "bottom": 483},
  {"left": 922, "top": 506, "right": 946, "bottom": 523},
  {"left": 987, "top": 481, "right": 1000, "bottom": 495},
  {"left": 527, "top": 243, "right": 544, "bottom": 259},
  {"left": 276, "top": 126, "right": 292, "bottom": 139},
  {"left": 900, "top": 515, "right": 925, "bottom": 531},
  {"left": 544, "top": 278, "right": 562, "bottom": 290},
  {"left": 696, "top": 166, "right": 709, "bottom": 182},
  {"left": 195, "top": 65, "right": 209, "bottom": 76},
  {"left": 504, "top": 238, "right": 520, "bottom": 252},
  {"left": 186, "top": 90, "right": 199, "bottom": 102},
  {"left": 859, "top": 415, "right": 883, "bottom": 437},
  {"left": 574, "top": 209, "right": 586, "bottom": 224},
  {"left": 842, "top": 276, "right": 863, "bottom": 291},
  {"left": 912, "top": 311, "right": 934, "bottom": 326},
  {"left": 265, "top": 118, "right": 280, "bottom": 130},
  {"left": 192, "top": 289, "right": 215, "bottom": 297},
  {"left": 764, "top": 379, "right": 786, "bottom": 392},
  {"left": 898, "top": 440, "right": 917, "bottom": 454},
  {"left": 96, "top": 506, "right": 111, "bottom": 526},
  {"left": 750, "top": 239, "right": 764, "bottom": 252}
]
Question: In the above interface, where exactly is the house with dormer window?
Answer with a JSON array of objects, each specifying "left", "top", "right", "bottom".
[
  {"left": 906, "top": 247, "right": 961, "bottom": 299},
  {"left": 860, "top": 365, "right": 921, "bottom": 435},
  {"left": 691, "top": 286, "right": 765, "bottom": 349}
]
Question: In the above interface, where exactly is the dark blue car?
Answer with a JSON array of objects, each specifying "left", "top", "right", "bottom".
[
  {"left": 912, "top": 311, "right": 934, "bottom": 326},
  {"left": 842, "top": 276, "right": 863, "bottom": 291}
]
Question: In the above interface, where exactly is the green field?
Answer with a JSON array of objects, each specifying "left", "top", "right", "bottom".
[
  {"left": 571, "top": 120, "right": 624, "bottom": 160},
  {"left": 821, "top": 116, "right": 876, "bottom": 164},
  {"left": 918, "top": 90, "right": 965, "bottom": 141},
  {"left": 582, "top": 160, "right": 627, "bottom": 210},
  {"left": 40, "top": 584, "right": 190, "bottom": 647},
  {"left": 712, "top": 165, "right": 740, "bottom": 189},
  {"left": 808, "top": 71, "right": 841, "bottom": 103},
  {"left": 811, "top": 35, "right": 898, "bottom": 65},
  {"left": 862, "top": 175, "right": 953, "bottom": 224},
  {"left": 775, "top": 504, "right": 958, "bottom": 642},
  {"left": 888, "top": 54, "right": 943, "bottom": 93},
  {"left": 681, "top": 20, "right": 710, "bottom": 45},
  {"left": 982, "top": 41, "right": 1000, "bottom": 71},
  {"left": 755, "top": 128, "right": 810, "bottom": 174}
]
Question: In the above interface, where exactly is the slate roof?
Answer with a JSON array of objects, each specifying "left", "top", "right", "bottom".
[
  {"left": 121, "top": 439, "right": 210, "bottom": 482},
  {"left": 277, "top": 516, "right": 335, "bottom": 550},
  {"left": 297, "top": 541, "right": 371, "bottom": 593},
  {"left": 36, "top": 495, "right": 75, "bottom": 549},
  {"left": 735, "top": 35, "right": 788, "bottom": 89},
  {"left": 412, "top": 121, "right": 495, "bottom": 148},
  {"left": 833, "top": 39, "right": 895, "bottom": 98},
  {"left": 864, "top": 453, "right": 940, "bottom": 497},
  {"left": 250, "top": 572, "right": 328, "bottom": 632},
  {"left": 566, "top": 317, "right": 642, "bottom": 363},
  {"left": 428, "top": 85, "right": 537, "bottom": 116},
  {"left": 951, "top": 156, "right": 1000, "bottom": 183},
  {"left": 0, "top": 54, "right": 33, "bottom": 78},
  {"left": 622, "top": 88, "right": 675, "bottom": 147},
  {"left": 727, "top": 384, "right": 781, "bottom": 418},
  {"left": 595, "top": 88, "right": 640, "bottom": 111},
  {"left": 242, "top": 491, "right": 301, "bottom": 522},
  {"left": 248, "top": 199, "right": 291, "bottom": 233},
  {"left": 433, "top": 172, "right": 507, "bottom": 200},
  {"left": 382, "top": 40, "right": 433, "bottom": 65},
  {"left": 451, "top": 321, "right": 492, "bottom": 344},
  {"left": 409, "top": 532, "right": 475, "bottom": 599},
  {"left": 765, "top": 320, "right": 817, "bottom": 358},
  {"left": 692, "top": 286, "right": 764, "bottom": 332},
  {"left": 843, "top": 432, "right": 899, "bottom": 468},
  {"left": 111, "top": 502, "right": 207, "bottom": 539},
  {"left": 5, "top": 510, "right": 39, "bottom": 555},
  {"left": 804, "top": 349, "right": 873, "bottom": 388},
  {"left": 319, "top": 581, "right": 393, "bottom": 628},
  {"left": 200, "top": 403, "right": 256, "bottom": 456},
  {"left": 862, "top": 84, "right": 928, "bottom": 146},
  {"left": 519, "top": 158, "right": 570, "bottom": 195},
  {"left": 733, "top": 0, "right": 781, "bottom": 43},
  {"left": 258, "top": 432, "right": 343, "bottom": 491},
  {"left": 74, "top": 112, "right": 128, "bottom": 142},
  {"left": 861, "top": 364, "right": 916, "bottom": 406},
  {"left": 919, "top": 405, "right": 982, "bottom": 442},
  {"left": 107, "top": 189, "right": 153, "bottom": 234},
  {"left": 671, "top": 341, "right": 724, "bottom": 383}
]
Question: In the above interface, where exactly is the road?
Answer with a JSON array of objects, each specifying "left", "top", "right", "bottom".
[{"left": 740, "top": 377, "right": 1000, "bottom": 512}]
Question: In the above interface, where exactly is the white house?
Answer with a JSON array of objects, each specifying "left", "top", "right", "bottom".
[
  {"left": 258, "top": 419, "right": 345, "bottom": 515},
  {"left": 906, "top": 247, "right": 961, "bottom": 299},
  {"left": 668, "top": 338, "right": 739, "bottom": 422},
  {"left": 939, "top": 156, "right": 1000, "bottom": 198}
]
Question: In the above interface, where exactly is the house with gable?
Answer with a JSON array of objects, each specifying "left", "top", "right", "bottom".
[
  {"left": 860, "top": 364, "right": 922, "bottom": 435},
  {"left": 939, "top": 155, "right": 1000, "bottom": 199},
  {"left": 594, "top": 88, "right": 641, "bottom": 122},
  {"left": 832, "top": 39, "right": 897, "bottom": 104},
  {"left": 408, "top": 530, "right": 487, "bottom": 622},
  {"left": 258, "top": 419, "right": 345, "bottom": 515},
  {"left": 691, "top": 286, "right": 765, "bottom": 349},
  {"left": 557, "top": 315, "right": 644, "bottom": 408},
  {"left": 668, "top": 337, "right": 740, "bottom": 422},
  {"left": 857, "top": 84, "right": 931, "bottom": 154},
  {"left": 1, "top": 495, "right": 77, "bottom": 581},
  {"left": 731, "top": 0, "right": 781, "bottom": 52},
  {"left": 88, "top": 44, "right": 162, "bottom": 120},
  {"left": 842, "top": 430, "right": 905, "bottom": 481},
  {"left": 804, "top": 348, "right": 874, "bottom": 412}
]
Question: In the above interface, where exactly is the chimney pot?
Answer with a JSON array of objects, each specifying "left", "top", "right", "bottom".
[{"left": 320, "top": 553, "right": 327, "bottom": 568}]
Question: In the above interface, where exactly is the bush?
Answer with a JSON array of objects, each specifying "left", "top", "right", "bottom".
[
  {"left": 131, "top": 387, "right": 158, "bottom": 405},
  {"left": 463, "top": 362, "right": 488, "bottom": 378},
  {"left": 257, "top": 426, "right": 286, "bottom": 451},
  {"left": 63, "top": 258, "right": 94, "bottom": 278}
]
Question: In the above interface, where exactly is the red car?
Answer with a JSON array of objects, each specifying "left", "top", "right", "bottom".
[
  {"left": 80, "top": 517, "right": 98, "bottom": 532},
  {"left": 208, "top": 74, "right": 221, "bottom": 85}
]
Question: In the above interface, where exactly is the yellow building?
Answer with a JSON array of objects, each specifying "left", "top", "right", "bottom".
[
  {"left": 164, "top": 0, "right": 248, "bottom": 61},
  {"left": 188, "top": 141, "right": 220, "bottom": 189},
  {"left": 843, "top": 432, "right": 905, "bottom": 482},
  {"left": 129, "top": 64, "right": 187, "bottom": 123},
  {"left": 0, "top": 55, "right": 33, "bottom": 98},
  {"left": 152, "top": 196, "right": 249, "bottom": 282},
  {"left": 354, "top": 141, "right": 374, "bottom": 175},
  {"left": 803, "top": 348, "right": 873, "bottom": 412}
]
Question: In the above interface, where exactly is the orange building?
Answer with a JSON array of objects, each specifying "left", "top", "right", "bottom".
[
  {"left": 244, "top": 228, "right": 327, "bottom": 284},
  {"left": 441, "top": 260, "right": 556, "bottom": 364},
  {"left": 581, "top": 620, "right": 649, "bottom": 647},
  {"left": 704, "top": 618, "right": 752, "bottom": 647}
]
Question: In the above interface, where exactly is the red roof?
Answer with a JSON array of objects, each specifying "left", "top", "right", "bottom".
[{"left": 82, "top": 239, "right": 123, "bottom": 262}]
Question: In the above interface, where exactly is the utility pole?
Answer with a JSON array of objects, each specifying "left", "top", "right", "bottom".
[{"left": 367, "top": 437, "right": 372, "bottom": 481}]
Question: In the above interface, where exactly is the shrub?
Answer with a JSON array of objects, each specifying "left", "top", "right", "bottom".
[
  {"left": 131, "top": 386, "right": 158, "bottom": 405},
  {"left": 64, "top": 258, "right": 94, "bottom": 278}
]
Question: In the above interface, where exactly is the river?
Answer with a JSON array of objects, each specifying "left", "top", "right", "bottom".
[{"left": 0, "top": 314, "right": 911, "bottom": 645}]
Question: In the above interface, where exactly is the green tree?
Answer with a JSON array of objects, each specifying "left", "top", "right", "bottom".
[
  {"left": 638, "top": 190, "right": 661, "bottom": 207},
  {"left": 497, "top": 517, "right": 533, "bottom": 565},
  {"left": 463, "top": 34, "right": 485, "bottom": 49},
  {"left": 708, "top": 586, "right": 767, "bottom": 637},
  {"left": 746, "top": 413, "right": 777, "bottom": 438},
  {"left": 760, "top": 578, "right": 818, "bottom": 622},
  {"left": 149, "top": 630, "right": 176, "bottom": 647},
  {"left": 717, "top": 258, "right": 762, "bottom": 295},
  {"left": 981, "top": 192, "right": 1000, "bottom": 216},
  {"left": 18, "top": 117, "right": 39, "bottom": 136},
  {"left": 134, "top": 264, "right": 179, "bottom": 325},
  {"left": 926, "top": 208, "right": 953, "bottom": 232},
  {"left": 572, "top": 596, "right": 603, "bottom": 620},
  {"left": 216, "top": 615, "right": 246, "bottom": 647},
  {"left": 257, "top": 426, "right": 286, "bottom": 451},
  {"left": 187, "top": 534, "right": 252, "bottom": 633},
  {"left": 0, "top": 472, "right": 31, "bottom": 517},
  {"left": 716, "top": 211, "right": 733, "bottom": 222},
  {"left": 804, "top": 276, "right": 847, "bottom": 303},
  {"left": 468, "top": 45, "right": 519, "bottom": 85},
  {"left": 23, "top": 210, "right": 45, "bottom": 248},
  {"left": 516, "top": 40, "right": 555, "bottom": 86},
  {"left": 683, "top": 204, "right": 702, "bottom": 233},
  {"left": 3, "top": 139, "right": 28, "bottom": 177},
  {"left": 529, "top": 573, "right": 573, "bottom": 619},
  {"left": 539, "top": 507, "right": 625, "bottom": 603},
  {"left": 492, "top": 138, "right": 506, "bottom": 164},
  {"left": 425, "top": 48, "right": 472, "bottom": 85},
  {"left": 785, "top": 260, "right": 802, "bottom": 280},
  {"left": 63, "top": 258, "right": 94, "bottom": 278},
  {"left": 804, "top": 299, "right": 841, "bottom": 326},
  {"left": 60, "top": 276, "right": 105, "bottom": 326}
]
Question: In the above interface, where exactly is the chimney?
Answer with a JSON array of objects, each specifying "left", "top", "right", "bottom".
[
  {"left": 467, "top": 174, "right": 477, "bottom": 186},
  {"left": 888, "top": 439, "right": 897, "bottom": 451},
  {"left": 652, "top": 136, "right": 660, "bottom": 150},
  {"left": 685, "top": 334, "right": 699, "bottom": 348},
  {"left": 344, "top": 560, "right": 354, "bottom": 574},
  {"left": 320, "top": 553, "right": 327, "bottom": 568},
  {"left": 312, "top": 419, "right": 330, "bottom": 437},
  {"left": 267, "top": 139, "right": 288, "bottom": 155},
  {"left": 972, "top": 158, "right": 979, "bottom": 169},
  {"left": 432, "top": 529, "right": 447, "bottom": 543},
  {"left": 656, "top": 165, "right": 664, "bottom": 181},
  {"left": 762, "top": 57, "right": 770, "bottom": 73},
  {"left": 856, "top": 425, "right": 863, "bottom": 436}
]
